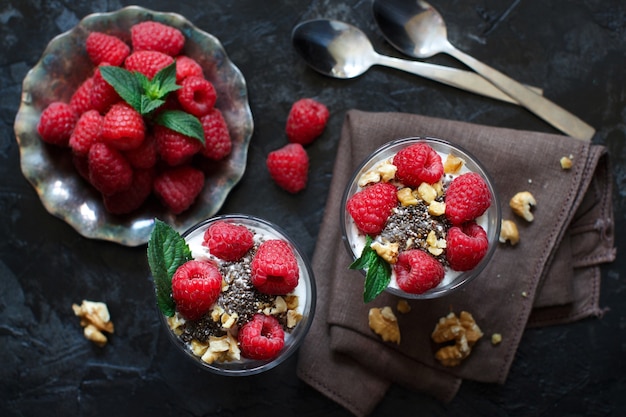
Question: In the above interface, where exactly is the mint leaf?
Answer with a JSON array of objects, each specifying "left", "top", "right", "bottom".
[
  {"left": 101, "top": 62, "right": 181, "bottom": 116},
  {"left": 155, "top": 110, "right": 205, "bottom": 144},
  {"left": 363, "top": 254, "right": 391, "bottom": 303},
  {"left": 140, "top": 96, "right": 166, "bottom": 115},
  {"left": 151, "top": 62, "right": 180, "bottom": 97},
  {"left": 100, "top": 65, "right": 143, "bottom": 110},
  {"left": 349, "top": 236, "right": 392, "bottom": 303},
  {"left": 147, "top": 219, "right": 193, "bottom": 317}
]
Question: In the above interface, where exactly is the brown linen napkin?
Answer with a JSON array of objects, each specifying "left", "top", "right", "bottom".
[{"left": 297, "top": 110, "right": 615, "bottom": 416}]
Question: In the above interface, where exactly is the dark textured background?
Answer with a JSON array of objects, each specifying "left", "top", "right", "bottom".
[{"left": 1, "top": 0, "right": 624, "bottom": 416}]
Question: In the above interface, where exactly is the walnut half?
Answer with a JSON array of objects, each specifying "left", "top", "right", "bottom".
[
  {"left": 72, "top": 300, "right": 114, "bottom": 347},
  {"left": 510, "top": 191, "right": 536, "bottom": 222},
  {"left": 431, "top": 311, "right": 483, "bottom": 367},
  {"left": 368, "top": 306, "right": 401, "bottom": 344}
]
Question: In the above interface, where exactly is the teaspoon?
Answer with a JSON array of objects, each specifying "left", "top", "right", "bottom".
[
  {"left": 292, "top": 19, "right": 536, "bottom": 105},
  {"left": 372, "top": 0, "right": 595, "bottom": 140}
]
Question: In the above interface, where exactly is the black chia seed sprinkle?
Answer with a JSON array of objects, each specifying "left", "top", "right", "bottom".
[{"left": 379, "top": 177, "right": 454, "bottom": 266}]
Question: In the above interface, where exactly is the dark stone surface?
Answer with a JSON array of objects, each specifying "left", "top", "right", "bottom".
[{"left": 1, "top": 0, "right": 624, "bottom": 416}]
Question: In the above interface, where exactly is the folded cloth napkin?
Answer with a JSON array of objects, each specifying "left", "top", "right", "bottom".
[{"left": 297, "top": 110, "right": 615, "bottom": 417}]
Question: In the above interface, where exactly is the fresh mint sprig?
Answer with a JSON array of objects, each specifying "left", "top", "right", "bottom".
[
  {"left": 99, "top": 63, "right": 204, "bottom": 143},
  {"left": 147, "top": 219, "right": 193, "bottom": 317},
  {"left": 349, "top": 235, "right": 392, "bottom": 303}
]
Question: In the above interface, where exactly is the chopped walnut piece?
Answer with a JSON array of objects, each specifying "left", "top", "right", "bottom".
[
  {"left": 396, "top": 299, "right": 411, "bottom": 314},
  {"left": 368, "top": 306, "right": 401, "bottom": 344},
  {"left": 284, "top": 295, "right": 299, "bottom": 310},
  {"left": 431, "top": 311, "right": 483, "bottom": 367},
  {"left": 358, "top": 170, "right": 381, "bottom": 187},
  {"left": 357, "top": 159, "right": 397, "bottom": 187},
  {"left": 510, "top": 191, "right": 536, "bottom": 222},
  {"left": 435, "top": 344, "right": 466, "bottom": 367},
  {"left": 377, "top": 159, "right": 397, "bottom": 182},
  {"left": 560, "top": 155, "right": 573, "bottom": 170},
  {"left": 201, "top": 333, "right": 241, "bottom": 364},
  {"left": 459, "top": 311, "right": 483, "bottom": 344},
  {"left": 444, "top": 154, "right": 464, "bottom": 174},
  {"left": 417, "top": 182, "right": 437, "bottom": 203},
  {"left": 287, "top": 309, "right": 303, "bottom": 328},
  {"left": 72, "top": 300, "right": 114, "bottom": 346},
  {"left": 397, "top": 187, "right": 418, "bottom": 206},
  {"left": 264, "top": 295, "right": 288, "bottom": 316},
  {"left": 499, "top": 219, "right": 520, "bottom": 245},
  {"left": 428, "top": 200, "right": 446, "bottom": 217},
  {"left": 371, "top": 240, "right": 400, "bottom": 264}
]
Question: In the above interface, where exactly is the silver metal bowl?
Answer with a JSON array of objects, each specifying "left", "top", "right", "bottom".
[{"left": 14, "top": 6, "right": 254, "bottom": 246}]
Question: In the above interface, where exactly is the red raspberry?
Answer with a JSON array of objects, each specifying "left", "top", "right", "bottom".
[
  {"left": 101, "top": 103, "right": 146, "bottom": 151},
  {"left": 69, "top": 110, "right": 103, "bottom": 156},
  {"left": 153, "top": 165, "right": 205, "bottom": 214},
  {"left": 446, "top": 221, "right": 489, "bottom": 271},
  {"left": 87, "top": 142, "right": 133, "bottom": 195},
  {"left": 85, "top": 31, "right": 130, "bottom": 66},
  {"left": 103, "top": 168, "right": 155, "bottom": 215},
  {"left": 200, "top": 108, "right": 232, "bottom": 160},
  {"left": 91, "top": 65, "right": 121, "bottom": 114},
  {"left": 250, "top": 240, "right": 299, "bottom": 295},
  {"left": 285, "top": 98, "right": 329, "bottom": 145},
  {"left": 394, "top": 249, "right": 445, "bottom": 294},
  {"left": 130, "top": 21, "right": 185, "bottom": 57},
  {"left": 346, "top": 182, "right": 398, "bottom": 235},
  {"left": 69, "top": 76, "right": 95, "bottom": 114},
  {"left": 124, "top": 50, "right": 174, "bottom": 80},
  {"left": 444, "top": 172, "right": 492, "bottom": 225},
  {"left": 175, "top": 55, "right": 204, "bottom": 83},
  {"left": 266, "top": 143, "right": 309, "bottom": 194},
  {"left": 171, "top": 260, "right": 222, "bottom": 320},
  {"left": 72, "top": 154, "right": 90, "bottom": 182},
  {"left": 123, "top": 133, "right": 157, "bottom": 169},
  {"left": 393, "top": 143, "right": 444, "bottom": 186},
  {"left": 238, "top": 314, "right": 285, "bottom": 360},
  {"left": 176, "top": 76, "right": 216, "bottom": 117},
  {"left": 154, "top": 124, "right": 202, "bottom": 166},
  {"left": 37, "top": 102, "right": 77, "bottom": 146},
  {"left": 202, "top": 221, "right": 254, "bottom": 261}
]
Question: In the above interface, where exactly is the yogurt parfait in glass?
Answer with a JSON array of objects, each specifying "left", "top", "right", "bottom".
[
  {"left": 148, "top": 214, "right": 316, "bottom": 375},
  {"left": 341, "top": 137, "right": 501, "bottom": 301}
]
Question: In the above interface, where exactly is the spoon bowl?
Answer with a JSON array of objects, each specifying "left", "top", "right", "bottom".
[
  {"left": 373, "top": 0, "right": 449, "bottom": 59},
  {"left": 291, "top": 19, "right": 537, "bottom": 104},
  {"left": 292, "top": 19, "right": 376, "bottom": 79},
  {"left": 372, "top": 0, "right": 595, "bottom": 140}
]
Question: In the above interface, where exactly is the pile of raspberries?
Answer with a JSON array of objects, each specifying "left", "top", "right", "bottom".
[{"left": 37, "top": 21, "right": 232, "bottom": 215}]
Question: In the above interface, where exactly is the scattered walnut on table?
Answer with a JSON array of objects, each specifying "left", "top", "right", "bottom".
[
  {"left": 510, "top": 191, "right": 536, "bottom": 222},
  {"left": 396, "top": 299, "right": 411, "bottom": 314},
  {"left": 499, "top": 219, "right": 520, "bottom": 245},
  {"left": 560, "top": 155, "right": 573, "bottom": 170},
  {"left": 491, "top": 333, "right": 503, "bottom": 345},
  {"left": 368, "top": 306, "right": 401, "bottom": 344},
  {"left": 72, "top": 300, "right": 114, "bottom": 347},
  {"left": 431, "top": 311, "right": 483, "bottom": 367}
]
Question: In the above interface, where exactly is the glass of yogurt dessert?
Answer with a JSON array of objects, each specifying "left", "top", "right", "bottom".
[
  {"left": 341, "top": 137, "right": 501, "bottom": 301},
  {"left": 149, "top": 214, "right": 316, "bottom": 375}
]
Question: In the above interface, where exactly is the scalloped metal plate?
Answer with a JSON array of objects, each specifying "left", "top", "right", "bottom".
[{"left": 14, "top": 6, "right": 254, "bottom": 246}]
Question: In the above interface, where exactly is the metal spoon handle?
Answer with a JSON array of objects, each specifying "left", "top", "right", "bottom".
[
  {"left": 446, "top": 46, "right": 595, "bottom": 141},
  {"left": 375, "top": 54, "right": 539, "bottom": 105}
]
